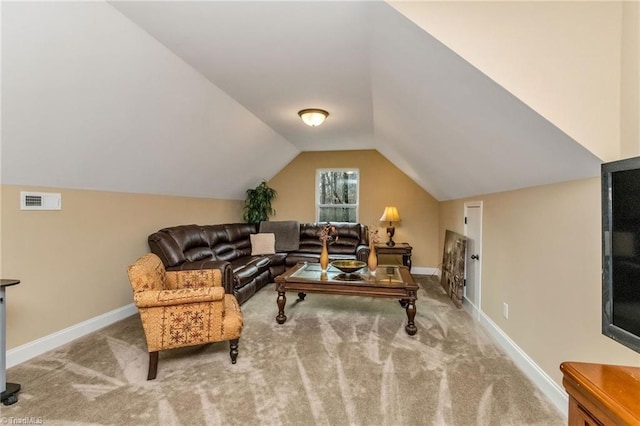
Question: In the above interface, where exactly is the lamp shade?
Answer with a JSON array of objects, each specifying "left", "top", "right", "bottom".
[
  {"left": 298, "top": 109, "right": 328, "bottom": 127},
  {"left": 380, "top": 206, "right": 401, "bottom": 223}
]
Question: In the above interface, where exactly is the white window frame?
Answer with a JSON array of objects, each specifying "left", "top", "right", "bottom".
[{"left": 315, "top": 168, "right": 359, "bottom": 223}]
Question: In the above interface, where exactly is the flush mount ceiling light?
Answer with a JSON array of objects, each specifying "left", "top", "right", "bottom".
[{"left": 298, "top": 109, "right": 329, "bottom": 127}]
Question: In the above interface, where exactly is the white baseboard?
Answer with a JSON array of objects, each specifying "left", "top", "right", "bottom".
[
  {"left": 462, "top": 296, "right": 481, "bottom": 321},
  {"left": 7, "top": 303, "right": 137, "bottom": 368},
  {"left": 411, "top": 266, "right": 439, "bottom": 276},
  {"left": 476, "top": 309, "right": 568, "bottom": 418}
]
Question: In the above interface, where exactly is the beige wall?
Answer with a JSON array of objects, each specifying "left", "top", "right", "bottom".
[
  {"left": 440, "top": 178, "right": 640, "bottom": 386},
  {"left": 268, "top": 150, "right": 440, "bottom": 268},
  {"left": 390, "top": 1, "right": 623, "bottom": 162},
  {"left": 621, "top": 0, "right": 640, "bottom": 158},
  {"left": 0, "top": 149, "right": 436, "bottom": 353},
  {"left": 406, "top": 0, "right": 640, "bottom": 387},
  {"left": 1, "top": 184, "right": 243, "bottom": 350}
]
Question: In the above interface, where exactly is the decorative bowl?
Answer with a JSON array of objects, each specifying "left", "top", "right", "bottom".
[{"left": 331, "top": 260, "right": 366, "bottom": 274}]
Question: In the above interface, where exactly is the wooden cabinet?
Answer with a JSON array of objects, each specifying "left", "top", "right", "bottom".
[
  {"left": 560, "top": 361, "right": 640, "bottom": 426},
  {"left": 568, "top": 398, "right": 602, "bottom": 426}
]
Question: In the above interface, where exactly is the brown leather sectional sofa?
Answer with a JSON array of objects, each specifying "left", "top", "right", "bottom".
[{"left": 148, "top": 222, "right": 370, "bottom": 305}]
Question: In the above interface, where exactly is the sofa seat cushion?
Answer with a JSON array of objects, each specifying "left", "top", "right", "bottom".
[
  {"left": 265, "top": 253, "right": 287, "bottom": 278},
  {"left": 231, "top": 256, "right": 272, "bottom": 287},
  {"left": 233, "top": 270, "right": 272, "bottom": 305},
  {"left": 266, "top": 253, "right": 287, "bottom": 266}
]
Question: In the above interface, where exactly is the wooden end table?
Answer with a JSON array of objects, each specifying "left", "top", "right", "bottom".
[
  {"left": 275, "top": 263, "right": 418, "bottom": 335},
  {"left": 375, "top": 242, "right": 412, "bottom": 269}
]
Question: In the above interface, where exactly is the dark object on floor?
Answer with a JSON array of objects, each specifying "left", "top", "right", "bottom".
[{"left": 1, "top": 279, "right": 21, "bottom": 405}]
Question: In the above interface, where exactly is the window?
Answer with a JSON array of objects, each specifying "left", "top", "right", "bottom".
[{"left": 316, "top": 169, "right": 359, "bottom": 222}]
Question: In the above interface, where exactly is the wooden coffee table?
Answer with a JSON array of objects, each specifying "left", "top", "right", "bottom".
[{"left": 274, "top": 263, "right": 419, "bottom": 335}]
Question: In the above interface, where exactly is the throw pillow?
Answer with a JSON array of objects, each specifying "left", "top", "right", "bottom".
[{"left": 250, "top": 233, "right": 276, "bottom": 255}]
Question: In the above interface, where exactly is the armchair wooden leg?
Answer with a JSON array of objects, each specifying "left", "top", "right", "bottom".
[
  {"left": 229, "top": 339, "right": 239, "bottom": 364},
  {"left": 147, "top": 351, "right": 159, "bottom": 380}
]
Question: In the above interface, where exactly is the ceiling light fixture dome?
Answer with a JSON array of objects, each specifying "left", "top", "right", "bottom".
[{"left": 298, "top": 109, "right": 329, "bottom": 127}]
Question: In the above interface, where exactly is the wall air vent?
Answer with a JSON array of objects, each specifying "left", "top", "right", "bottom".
[{"left": 20, "top": 191, "right": 62, "bottom": 210}]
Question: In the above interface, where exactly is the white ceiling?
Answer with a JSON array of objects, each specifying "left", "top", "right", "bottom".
[{"left": 107, "top": 1, "right": 602, "bottom": 200}]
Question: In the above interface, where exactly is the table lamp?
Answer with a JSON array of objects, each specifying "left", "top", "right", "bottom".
[{"left": 380, "top": 206, "right": 401, "bottom": 247}]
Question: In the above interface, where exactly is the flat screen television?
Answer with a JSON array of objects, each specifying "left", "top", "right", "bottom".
[{"left": 602, "top": 157, "right": 640, "bottom": 354}]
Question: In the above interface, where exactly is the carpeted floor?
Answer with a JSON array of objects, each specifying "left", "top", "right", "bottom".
[{"left": 4, "top": 275, "right": 565, "bottom": 425}]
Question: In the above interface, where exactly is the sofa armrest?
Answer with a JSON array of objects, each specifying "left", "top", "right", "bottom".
[
  {"left": 134, "top": 286, "right": 225, "bottom": 308},
  {"left": 356, "top": 244, "right": 370, "bottom": 263}
]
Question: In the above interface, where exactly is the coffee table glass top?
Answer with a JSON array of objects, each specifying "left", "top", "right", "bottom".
[{"left": 287, "top": 262, "right": 405, "bottom": 286}]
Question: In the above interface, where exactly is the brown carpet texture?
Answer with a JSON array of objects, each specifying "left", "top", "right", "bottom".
[{"left": 3, "top": 275, "right": 565, "bottom": 425}]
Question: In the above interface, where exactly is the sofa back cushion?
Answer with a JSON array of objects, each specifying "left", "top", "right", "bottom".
[
  {"left": 184, "top": 246, "right": 214, "bottom": 262},
  {"left": 298, "top": 223, "right": 324, "bottom": 253},
  {"left": 212, "top": 223, "right": 256, "bottom": 262},
  {"left": 201, "top": 224, "right": 228, "bottom": 247},
  {"left": 149, "top": 223, "right": 260, "bottom": 268},
  {"left": 330, "top": 222, "right": 367, "bottom": 254},
  {"left": 149, "top": 222, "right": 368, "bottom": 270},
  {"left": 148, "top": 224, "right": 214, "bottom": 268},
  {"left": 297, "top": 222, "right": 367, "bottom": 254},
  {"left": 166, "top": 225, "right": 211, "bottom": 261},
  {"left": 148, "top": 227, "right": 189, "bottom": 267}
]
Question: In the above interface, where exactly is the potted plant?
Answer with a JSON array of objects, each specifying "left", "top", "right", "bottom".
[{"left": 242, "top": 181, "right": 278, "bottom": 225}]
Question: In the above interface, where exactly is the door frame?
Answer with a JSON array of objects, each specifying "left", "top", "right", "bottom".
[{"left": 464, "top": 201, "right": 483, "bottom": 319}]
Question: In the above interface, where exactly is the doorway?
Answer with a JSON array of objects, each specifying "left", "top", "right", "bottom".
[{"left": 464, "top": 201, "right": 483, "bottom": 318}]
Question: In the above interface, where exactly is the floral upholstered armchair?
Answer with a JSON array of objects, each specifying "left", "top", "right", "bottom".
[{"left": 127, "top": 253, "right": 244, "bottom": 380}]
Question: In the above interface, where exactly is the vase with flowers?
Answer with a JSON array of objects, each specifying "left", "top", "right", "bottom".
[
  {"left": 319, "top": 224, "right": 338, "bottom": 271},
  {"left": 368, "top": 227, "right": 380, "bottom": 274}
]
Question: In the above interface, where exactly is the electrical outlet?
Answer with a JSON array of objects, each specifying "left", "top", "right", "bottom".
[{"left": 503, "top": 302, "right": 509, "bottom": 319}]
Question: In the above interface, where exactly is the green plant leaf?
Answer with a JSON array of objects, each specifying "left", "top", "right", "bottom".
[{"left": 242, "top": 180, "right": 278, "bottom": 224}]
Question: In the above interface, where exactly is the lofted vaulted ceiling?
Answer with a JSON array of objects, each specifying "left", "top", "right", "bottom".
[
  {"left": 108, "top": 1, "right": 601, "bottom": 201},
  {"left": 3, "top": 1, "right": 603, "bottom": 201}
]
